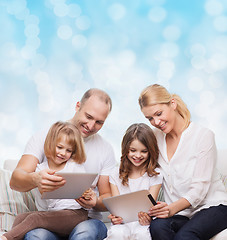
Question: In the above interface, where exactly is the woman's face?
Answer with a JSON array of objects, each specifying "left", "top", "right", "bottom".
[
  {"left": 127, "top": 139, "right": 149, "bottom": 168},
  {"left": 141, "top": 102, "right": 176, "bottom": 134}
]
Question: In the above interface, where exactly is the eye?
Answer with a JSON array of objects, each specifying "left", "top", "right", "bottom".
[
  {"left": 157, "top": 111, "right": 162, "bottom": 116},
  {"left": 129, "top": 149, "right": 136, "bottom": 152},
  {"left": 57, "top": 145, "right": 62, "bottom": 149},
  {"left": 142, "top": 150, "right": 148, "bottom": 153},
  {"left": 66, "top": 149, "right": 72, "bottom": 153}
]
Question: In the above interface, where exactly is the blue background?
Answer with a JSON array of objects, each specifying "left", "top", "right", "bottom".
[{"left": 0, "top": 0, "right": 227, "bottom": 166}]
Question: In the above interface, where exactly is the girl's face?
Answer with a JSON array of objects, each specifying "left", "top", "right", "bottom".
[
  {"left": 53, "top": 135, "right": 73, "bottom": 166},
  {"left": 127, "top": 139, "right": 149, "bottom": 168},
  {"left": 141, "top": 102, "right": 176, "bottom": 134}
]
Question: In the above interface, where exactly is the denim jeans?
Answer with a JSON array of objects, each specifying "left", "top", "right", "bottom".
[
  {"left": 24, "top": 219, "right": 107, "bottom": 240},
  {"left": 150, "top": 204, "right": 227, "bottom": 240},
  {"left": 69, "top": 219, "right": 107, "bottom": 240}
]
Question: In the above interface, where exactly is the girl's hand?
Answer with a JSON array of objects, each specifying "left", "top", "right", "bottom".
[
  {"left": 148, "top": 201, "right": 170, "bottom": 218},
  {"left": 138, "top": 211, "right": 151, "bottom": 225},
  {"left": 76, "top": 188, "right": 97, "bottom": 209},
  {"left": 108, "top": 214, "right": 123, "bottom": 225}
]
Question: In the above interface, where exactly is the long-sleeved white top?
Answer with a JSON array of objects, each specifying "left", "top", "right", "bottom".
[{"left": 154, "top": 122, "right": 227, "bottom": 218}]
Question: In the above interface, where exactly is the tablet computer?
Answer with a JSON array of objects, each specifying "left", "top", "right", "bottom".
[
  {"left": 42, "top": 172, "right": 98, "bottom": 199},
  {"left": 103, "top": 190, "right": 156, "bottom": 223}
]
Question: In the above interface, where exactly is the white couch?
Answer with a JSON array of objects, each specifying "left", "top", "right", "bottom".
[{"left": 0, "top": 151, "right": 227, "bottom": 239}]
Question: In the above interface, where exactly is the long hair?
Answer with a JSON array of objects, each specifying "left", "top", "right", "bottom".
[
  {"left": 119, "top": 123, "right": 159, "bottom": 186},
  {"left": 138, "top": 84, "right": 191, "bottom": 129},
  {"left": 44, "top": 121, "right": 86, "bottom": 164}
]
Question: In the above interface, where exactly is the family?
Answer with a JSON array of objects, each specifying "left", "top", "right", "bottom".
[{"left": 1, "top": 84, "right": 227, "bottom": 240}]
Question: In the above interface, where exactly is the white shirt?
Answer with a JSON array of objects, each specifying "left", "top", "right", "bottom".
[
  {"left": 154, "top": 122, "right": 227, "bottom": 218},
  {"left": 34, "top": 160, "right": 86, "bottom": 211},
  {"left": 109, "top": 167, "right": 163, "bottom": 195}
]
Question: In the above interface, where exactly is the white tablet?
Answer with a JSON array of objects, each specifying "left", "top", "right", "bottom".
[
  {"left": 103, "top": 190, "right": 156, "bottom": 223},
  {"left": 42, "top": 172, "right": 98, "bottom": 199}
]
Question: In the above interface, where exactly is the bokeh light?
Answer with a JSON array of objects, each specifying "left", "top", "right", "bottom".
[{"left": 0, "top": 0, "right": 227, "bottom": 167}]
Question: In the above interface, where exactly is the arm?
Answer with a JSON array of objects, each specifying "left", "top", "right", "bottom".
[{"left": 10, "top": 155, "right": 65, "bottom": 193}]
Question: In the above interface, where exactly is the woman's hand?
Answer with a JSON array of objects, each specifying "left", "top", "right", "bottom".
[
  {"left": 108, "top": 214, "right": 123, "bottom": 225},
  {"left": 148, "top": 201, "right": 171, "bottom": 218},
  {"left": 138, "top": 211, "right": 151, "bottom": 225},
  {"left": 76, "top": 188, "right": 97, "bottom": 209}
]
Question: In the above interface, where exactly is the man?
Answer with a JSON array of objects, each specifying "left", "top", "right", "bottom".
[{"left": 10, "top": 88, "right": 116, "bottom": 240}]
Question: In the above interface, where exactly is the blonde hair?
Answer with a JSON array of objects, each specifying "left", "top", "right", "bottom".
[
  {"left": 44, "top": 121, "right": 86, "bottom": 164},
  {"left": 139, "top": 84, "right": 191, "bottom": 129},
  {"left": 119, "top": 123, "right": 159, "bottom": 186}
]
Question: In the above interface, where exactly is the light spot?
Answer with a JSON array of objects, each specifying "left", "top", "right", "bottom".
[
  {"left": 188, "top": 77, "right": 204, "bottom": 92},
  {"left": 108, "top": 3, "right": 126, "bottom": 21},
  {"left": 163, "top": 25, "right": 181, "bottom": 41},
  {"left": 54, "top": 3, "right": 68, "bottom": 17},
  {"left": 205, "top": 0, "right": 223, "bottom": 16},
  {"left": 190, "top": 43, "right": 206, "bottom": 56},
  {"left": 213, "top": 15, "right": 227, "bottom": 32},
  {"left": 75, "top": 16, "right": 91, "bottom": 30},
  {"left": 148, "top": 6, "right": 166, "bottom": 23},
  {"left": 72, "top": 35, "right": 87, "bottom": 49},
  {"left": 68, "top": 4, "right": 81, "bottom": 18},
  {"left": 57, "top": 25, "right": 72, "bottom": 40}
]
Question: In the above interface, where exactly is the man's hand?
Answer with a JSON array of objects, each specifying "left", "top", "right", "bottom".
[
  {"left": 36, "top": 169, "right": 66, "bottom": 194},
  {"left": 108, "top": 214, "right": 123, "bottom": 225}
]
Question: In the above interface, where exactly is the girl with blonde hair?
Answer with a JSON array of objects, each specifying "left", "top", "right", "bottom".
[{"left": 1, "top": 121, "right": 96, "bottom": 240}]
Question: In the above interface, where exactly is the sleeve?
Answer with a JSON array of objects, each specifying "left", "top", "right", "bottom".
[
  {"left": 99, "top": 141, "right": 117, "bottom": 176},
  {"left": 183, "top": 129, "right": 217, "bottom": 208},
  {"left": 109, "top": 167, "right": 120, "bottom": 185},
  {"left": 149, "top": 169, "right": 163, "bottom": 186},
  {"left": 23, "top": 129, "right": 48, "bottom": 163}
]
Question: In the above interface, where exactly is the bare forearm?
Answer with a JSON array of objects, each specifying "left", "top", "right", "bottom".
[
  {"left": 10, "top": 168, "right": 38, "bottom": 192},
  {"left": 169, "top": 198, "right": 191, "bottom": 217},
  {"left": 94, "top": 192, "right": 112, "bottom": 211}
]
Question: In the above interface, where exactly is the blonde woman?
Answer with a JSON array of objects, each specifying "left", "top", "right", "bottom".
[{"left": 138, "top": 84, "right": 227, "bottom": 240}]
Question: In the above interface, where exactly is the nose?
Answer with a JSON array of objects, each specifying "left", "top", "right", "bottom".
[
  {"left": 87, "top": 120, "right": 96, "bottom": 131},
  {"left": 134, "top": 151, "right": 141, "bottom": 158},
  {"left": 154, "top": 117, "right": 160, "bottom": 126},
  {"left": 59, "top": 149, "right": 66, "bottom": 156}
]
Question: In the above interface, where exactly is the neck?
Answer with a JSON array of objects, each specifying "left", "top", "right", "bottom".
[{"left": 168, "top": 114, "right": 188, "bottom": 139}]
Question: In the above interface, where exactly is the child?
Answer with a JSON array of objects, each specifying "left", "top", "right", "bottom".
[
  {"left": 105, "top": 123, "right": 163, "bottom": 240},
  {"left": 1, "top": 121, "right": 96, "bottom": 240}
]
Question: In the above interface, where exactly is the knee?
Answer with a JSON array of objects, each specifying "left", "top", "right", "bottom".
[
  {"left": 150, "top": 219, "right": 167, "bottom": 237},
  {"left": 69, "top": 219, "right": 107, "bottom": 240},
  {"left": 24, "top": 228, "right": 58, "bottom": 240}
]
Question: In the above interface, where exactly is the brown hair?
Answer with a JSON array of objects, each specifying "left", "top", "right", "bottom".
[
  {"left": 139, "top": 84, "right": 191, "bottom": 129},
  {"left": 119, "top": 123, "right": 159, "bottom": 186},
  {"left": 44, "top": 121, "right": 86, "bottom": 164},
  {"left": 80, "top": 88, "right": 112, "bottom": 112}
]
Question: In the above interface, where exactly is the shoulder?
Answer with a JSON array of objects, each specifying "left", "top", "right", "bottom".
[{"left": 188, "top": 122, "right": 215, "bottom": 142}]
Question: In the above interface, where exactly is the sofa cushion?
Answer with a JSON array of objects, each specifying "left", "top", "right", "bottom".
[{"left": 0, "top": 168, "right": 37, "bottom": 232}]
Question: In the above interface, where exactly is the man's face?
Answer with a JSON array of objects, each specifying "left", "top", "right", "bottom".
[{"left": 74, "top": 95, "right": 110, "bottom": 138}]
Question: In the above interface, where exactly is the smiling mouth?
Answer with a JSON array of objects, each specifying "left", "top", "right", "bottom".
[{"left": 159, "top": 122, "right": 166, "bottom": 129}]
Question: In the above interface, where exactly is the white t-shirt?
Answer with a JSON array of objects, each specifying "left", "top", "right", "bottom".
[
  {"left": 24, "top": 127, "right": 116, "bottom": 219},
  {"left": 154, "top": 122, "right": 227, "bottom": 218},
  {"left": 34, "top": 160, "right": 86, "bottom": 211},
  {"left": 109, "top": 167, "right": 163, "bottom": 195}
]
